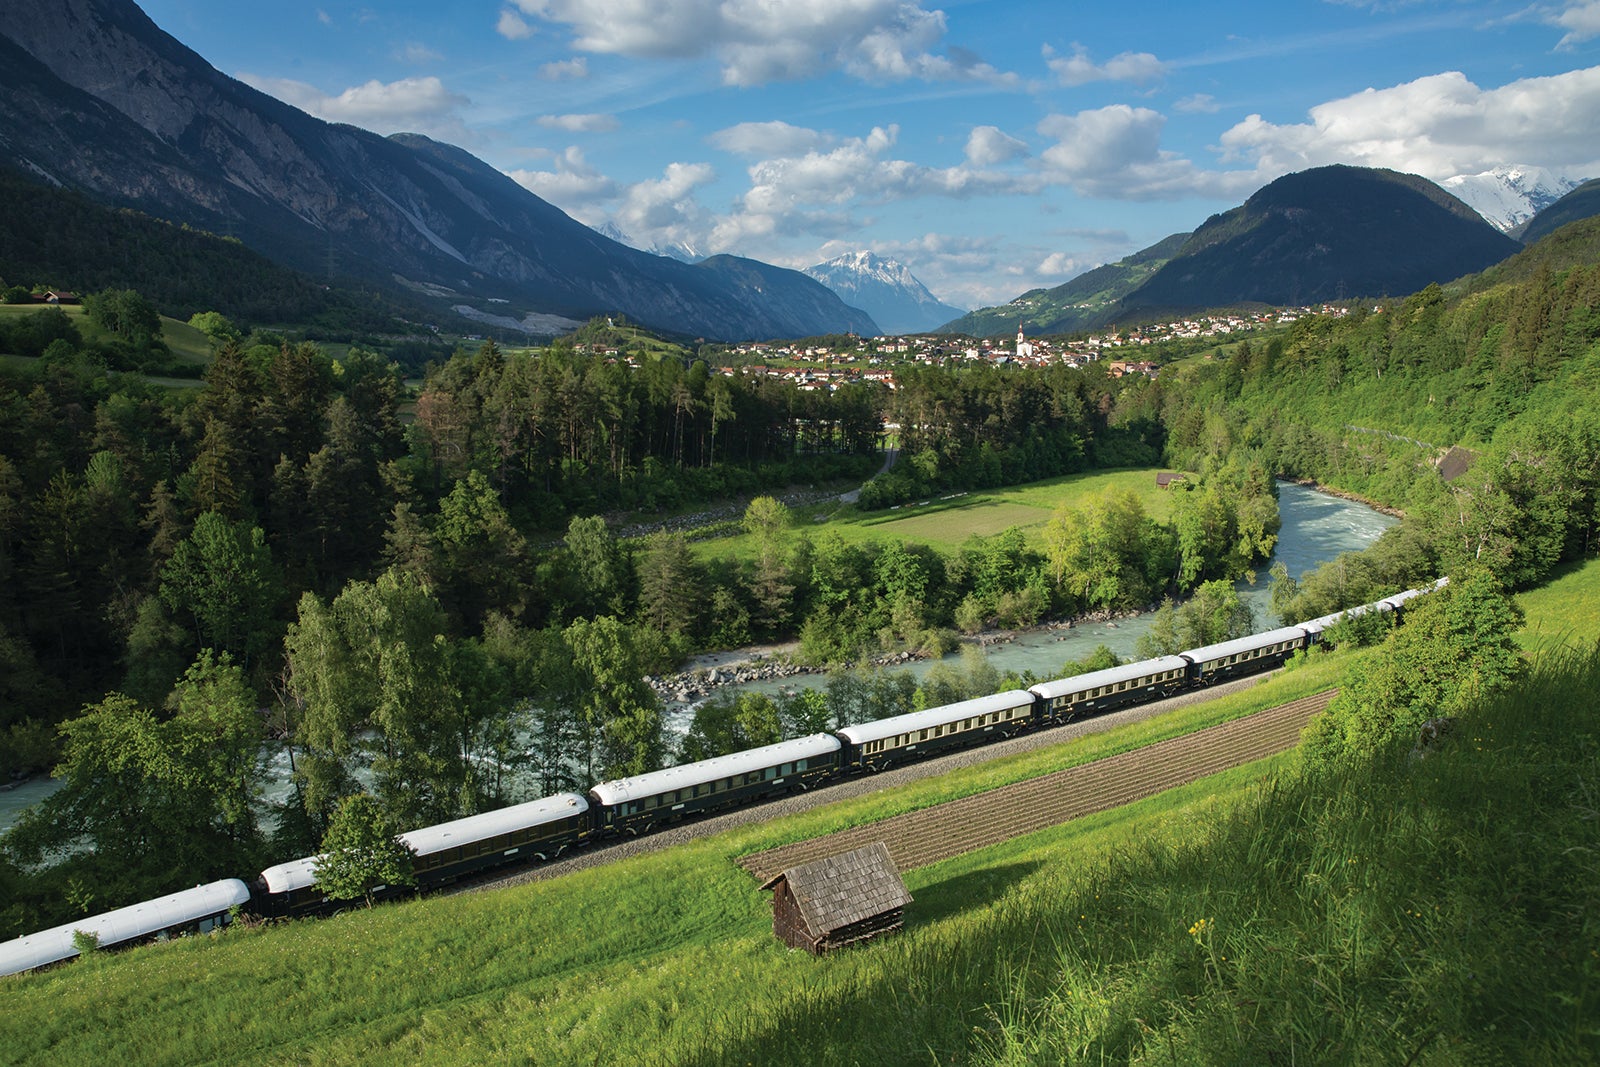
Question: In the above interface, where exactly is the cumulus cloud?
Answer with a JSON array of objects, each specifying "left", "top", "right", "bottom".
[
  {"left": 1034, "top": 104, "right": 1262, "bottom": 201},
  {"left": 1045, "top": 43, "right": 1167, "bottom": 87},
  {"left": 537, "top": 113, "right": 620, "bottom": 132},
  {"left": 965, "top": 125, "right": 1028, "bottom": 166},
  {"left": 497, "top": 9, "right": 534, "bottom": 40},
  {"left": 1216, "top": 66, "right": 1600, "bottom": 179},
  {"left": 613, "top": 162, "right": 718, "bottom": 243},
  {"left": 509, "top": 0, "right": 1017, "bottom": 87},
  {"left": 508, "top": 147, "right": 620, "bottom": 218},
  {"left": 242, "top": 74, "right": 470, "bottom": 139},
  {"left": 539, "top": 57, "right": 589, "bottom": 79},
  {"left": 709, "top": 120, "right": 828, "bottom": 157}
]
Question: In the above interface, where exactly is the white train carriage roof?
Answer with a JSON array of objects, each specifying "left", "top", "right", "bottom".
[
  {"left": 1030, "top": 656, "right": 1190, "bottom": 702},
  {"left": 260, "top": 792, "right": 591, "bottom": 895},
  {"left": 835, "top": 689, "right": 1036, "bottom": 747},
  {"left": 0, "top": 878, "right": 251, "bottom": 978},
  {"left": 1181, "top": 626, "right": 1309, "bottom": 667},
  {"left": 590, "top": 733, "right": 842, "bottom": 807},
  {"left": 260, "top": 853, "right": 322, "bottom": 896},
  {"left": 1380, "top": 587, "right": 1426, "bottom": 610},
  {"left": 401, "top": 792, "right": 589, "bottom": 858}
]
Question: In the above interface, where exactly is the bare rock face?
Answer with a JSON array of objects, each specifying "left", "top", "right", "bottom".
[{"left": 0, "top": 0, "right": 879, "bottom": 340}]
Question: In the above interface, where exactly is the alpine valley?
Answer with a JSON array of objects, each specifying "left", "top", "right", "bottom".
[{"left": 0, "top": 0, "right": 879, "bottom": 341}]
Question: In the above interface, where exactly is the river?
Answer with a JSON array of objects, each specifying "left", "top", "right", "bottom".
[
  {"left": 0, "top": 481, "right": 1395, "bottom": 835},
  {"left": 663, "top": 481, "right": 1397, "bottom": 722}
]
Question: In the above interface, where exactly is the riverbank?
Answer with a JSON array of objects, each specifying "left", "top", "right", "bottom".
[{"left": 649, "top": 607, "right": 1149, "bottom": 707}]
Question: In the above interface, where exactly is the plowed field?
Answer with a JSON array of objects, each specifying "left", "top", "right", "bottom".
[{"left": 738, "top": 689, "right": 1335, "bottom": 882}]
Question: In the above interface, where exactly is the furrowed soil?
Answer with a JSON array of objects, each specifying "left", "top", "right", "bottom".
[{"left": 738, "top": 689, "right": 1334, "bottom": 882}]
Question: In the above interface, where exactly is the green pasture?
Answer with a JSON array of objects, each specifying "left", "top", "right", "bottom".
[
  {"left": 695, "top": 466, "right": 1185, "bottom": 561},
  {"left": 1516, "top": 556, "right": 1600, "bottom": 653},
  {"left": 0, "top": 303, "right": 211, "bottom": 366}
]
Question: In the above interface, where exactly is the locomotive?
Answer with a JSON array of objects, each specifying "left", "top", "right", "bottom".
[{"left": 0, "top": 579, "right": 1443, "bottom": 976}]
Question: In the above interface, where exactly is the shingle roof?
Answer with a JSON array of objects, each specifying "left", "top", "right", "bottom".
[{"left": 760, "top": 841, "right": 911, "bottom": 935}]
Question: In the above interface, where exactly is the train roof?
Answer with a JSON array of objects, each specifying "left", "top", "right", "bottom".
[
  {"left": 0, "top": 878, "right": 250, "bottom": 978},
  {"left": 835, "top": 689, "right": 1036, "bottom": 746},
  {"left": 1029, "top": 656, "right": 1190, "bottom": 701},
  {"left": 1180, "top": 626, "right": 1309, "bottom": 666},
  {"left": 590, "top": 733, "right": 842, "bottom": 806},
  {"left": 1380, "top": 587, "right": 1426, "bottom": 610},
  {"left": 259, "top": 793, "right": 591, "bottom": 895},
  {"left": 402, "top": 792, "right": 589, "bottom": 858}
]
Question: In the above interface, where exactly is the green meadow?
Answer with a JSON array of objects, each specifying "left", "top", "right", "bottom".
[
  {"left": 0, "top": 555, "right": 1593, "bottom": 1065},
  {"left": 698, "top": 466, "right": 1182, "bottom": 561}
]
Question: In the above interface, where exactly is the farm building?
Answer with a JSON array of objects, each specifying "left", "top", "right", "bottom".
[{"left": 759, "top": 841, "right": 912, "bottom": 955}]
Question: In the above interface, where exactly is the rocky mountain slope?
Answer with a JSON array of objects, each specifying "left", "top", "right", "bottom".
[
  {"left": 0, "top": 0, "right": 875, "bottom": 340},
  {"left": 1441, "top": 165, "right": 1589, "bottom": 233},
  {"left": 802, "top": 252, "right": 965, "bottom": 334}
]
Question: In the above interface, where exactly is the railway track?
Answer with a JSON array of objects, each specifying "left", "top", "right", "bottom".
[{"left": 737, "top": 689, "right": 1336, "bottom": 883}]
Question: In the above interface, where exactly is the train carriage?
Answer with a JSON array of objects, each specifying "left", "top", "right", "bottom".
[
  {"left": 1180, "top": 626, "right": 1310, "bottom": 685},
  {"left": 0, "top": 878, "right": 251, "bottom": 977},
  {"left": 590, "top": 733, "right": 842, "bottom": 836},
  {"left": 1030, "top": 655, "right": 1190, "bottom": 725},
  {"left": 836, "top": 690, "right": 1037, "bottom": 772},
  {"left": 257, "top": 792, "right": 592, "bottom": 917}
]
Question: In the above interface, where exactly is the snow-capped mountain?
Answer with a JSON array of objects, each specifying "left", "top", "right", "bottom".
[
  {"left": 1440, "top": 165, "right": 1592, "bottom": 233},
  {"left": 803, "top": 251, "right": 967, "bottom": 334},
  {"left": 590, "top": 221, "right": 703, "bottom": 263}
]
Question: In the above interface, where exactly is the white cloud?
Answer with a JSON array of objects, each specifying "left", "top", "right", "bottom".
[
  {"left": 539, "top": 57, "right": 589, "bottom": 79},
  {"left": 1216, "top": 66, "right": 1600, "bottom": 179},
  {"left": 242, "top": 74, "right": 471, "bottom": 139},
  {"left": 497, "top": 9, "right": 534, "bottom": 40},
  {"left": 613, "top": 162, "right": 718, "bottom": 243},
  {"left": 398, "top": 42, "right": 443, "bottom": 64},
  {"left": 1045, "top": 44, "right": 1167, "bottom": 87},
  {"left": 537, "top": 113, "right": 621, "bottom": 132},
  {"left": 316, "top": 9, "right": 331, "bottom": 25},
  {"left": 1034, "top": 104, "right": 1266, "bottom": 201},
  {"left": 1552, "top": 0, "right": 1600, "bottom": 48},
  {"left": 509, "top": 0, "right": 1017, "bottom": 87},
  {"left": 709, "top": 121, "right": 828, "bottom": 157},
  {"left": 508, "top": 147, "right": 620, "bottom": 217},
  {"left": 1175, "top": 93, "right": 1220, "bottom": 114},
  {"left": 965, "top": 125, "right": 1028, "bottom": 166}
]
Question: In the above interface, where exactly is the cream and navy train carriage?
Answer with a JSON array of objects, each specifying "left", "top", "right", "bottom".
[
  {"left": 0, "top": 878, "right": 250, "bottom": 977},
  {"left": 2, "top": 580, "right": 1451, "bottom": 968}
]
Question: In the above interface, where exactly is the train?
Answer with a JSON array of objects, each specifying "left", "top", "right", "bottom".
[{"left": 0, "top": 578, "right": 1446, "bottom": 977}]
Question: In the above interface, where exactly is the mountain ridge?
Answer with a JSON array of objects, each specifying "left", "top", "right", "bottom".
[
  {"left": 0, "top": 0, "right": 876, "bottom": 341},
  {"left": 802, "top": 251, "right": 965, "bottom": 334}
]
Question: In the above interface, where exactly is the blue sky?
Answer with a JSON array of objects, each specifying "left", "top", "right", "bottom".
[{"left": 139, "top": 0, "right": 1600, "bottom": 309}]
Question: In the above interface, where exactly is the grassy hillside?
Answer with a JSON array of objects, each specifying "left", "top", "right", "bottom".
[{"left": 2, "top": 562, "right": 1594, "bottom": 1063}]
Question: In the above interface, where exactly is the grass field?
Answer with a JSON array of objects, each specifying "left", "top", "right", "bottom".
[
  {"left": 1516, "top": 556, "right": 1600, "bottom": 652},
  {"left": 0, "top": 548, "right": 1592, "bottom": 1064},
  {"left": 0, "top": 303, "right": 212, "bottom": 367},
  {"left": 695, "top": 466, "right": 1184, "bottom": 562}
]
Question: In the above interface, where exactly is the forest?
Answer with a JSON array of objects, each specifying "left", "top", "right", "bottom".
[{"left": 4, "top": 216, "right": 1600, "bottom": 935}]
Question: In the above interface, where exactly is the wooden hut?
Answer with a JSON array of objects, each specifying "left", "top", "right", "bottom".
[{"left": 759, "top": 842, "right": 912, "bottom": 955}]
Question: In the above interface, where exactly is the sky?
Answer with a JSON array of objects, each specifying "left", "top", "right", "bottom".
[{"left": 137, "top": 0, "right": 1600, "bottom": 310}]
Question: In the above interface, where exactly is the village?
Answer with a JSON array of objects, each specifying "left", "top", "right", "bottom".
[{"left": 686, "top": 303, "right": 1357, "bottom": 392}]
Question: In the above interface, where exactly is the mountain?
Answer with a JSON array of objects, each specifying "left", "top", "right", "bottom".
[
  {"left": 801, "top": 252, "right": 965, "bottom": 334},
  {"left": 1513, "top": 178, "right": 1600, "bottom": 245},
  {"left": 1116, "top": 165, "right": 1521, "bottom": 313},
  {"left": 941, "top": 233, "right": 1188, "bottom": 337},
  {"left": 0, "top": 0, "right": 871, "bottom": 341},
  {"left": 1440, "top": 165, "right": 1589, "bottom": 234},
  {"left": 591, "top": 222, "right": 704, "bottom": 264}
]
